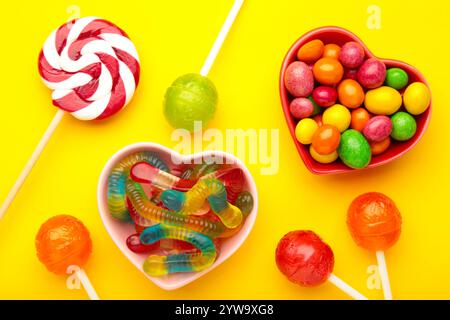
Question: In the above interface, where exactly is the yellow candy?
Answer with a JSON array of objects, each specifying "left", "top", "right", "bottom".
[
  {"left": 364, "top": 86, "right": 402, "bottom": 115},
  {"left": 322, "top": 104, "right": 351, "bottom": 132},
  {"left": 403, "top": 82, "right": 431, "bottom": 115},
  {"left": 309, "top": 145, "right": 338, "bottom": 163},
  {"left": 295, "top": 118, "right": 318, "bottom": 144}
]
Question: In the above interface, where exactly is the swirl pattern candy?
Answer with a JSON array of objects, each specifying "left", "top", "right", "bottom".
[
  {"left": 38, "top": 17, "right": 140, "bottom": 120},
  {"left": 161, "top": 178, "right": 243, "bottom": 228},
  {"left": 140, "top": 224, "right": 217, "bottom": 276},
  {"left": 126, "top": 179, "right": 229, "bottom": 238},
  {"left": 107, "top": 152, "right": 169, "bottom": 221}
]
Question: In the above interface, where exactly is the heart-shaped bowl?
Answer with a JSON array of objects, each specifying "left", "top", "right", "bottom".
[
  {"left": 97, "top": 142, "right": 258, "bottom": 290},
  {"left": 280, "top": 26, "right": 432, "bottom": 175}
]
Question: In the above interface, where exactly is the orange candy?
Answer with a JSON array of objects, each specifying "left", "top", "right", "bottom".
[
  {"left": 297, "top": 39, "right": 324, "bottom": 64},
  {"left": 323, "top": 44, "right": 341, "bottom": 59},
  {"left": 350, "top": 108, "right": 370, "bottom": 131},
  {"left": 313, "top": 58, "right": 344, "bottom": 86},
  {"left": 370, "top": 137, "right": 391, "bottom": 155},
  {"left": 347, "top": 192, "right": 402, "bottom": 251},
  {"left": 337, "top": 79, "right": 365, "bottom": 109},
  {"left": 35, "top": 215, "right": 92, "bottom": 275},
  {"left": 311, "top": 124, "right": 341, "bottom": 155}
]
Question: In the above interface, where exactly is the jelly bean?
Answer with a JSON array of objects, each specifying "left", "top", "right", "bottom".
[
  {"left": 141, "top": 224, "right": 217, "bottom": 276},
  {"left": 339, "top": 42, "right": 365, "bottom": 68},
  {"left": 127, "top": 233, "right": 160, "bottom": 254},
  {"left": 313, "top": 57, "right": 344, "bottom": 86},
  {"left": 126, "top": 180, "right": 228, "bottom": 238},
  {"left": 403, "top": 82, "right": 431, "bottom": 115},
  {"left": 390, "top": 112, "right": 417, "bottom": 141},
  {"left": 364, "top": 86, "right": 402, "bottom": 115},
  {"left": 313, "top": 114, "right": 323, "bottom": 126},
  {"left": 350, "top": 108, "right": 370, "bottom": 132},
  {"left": 347, "top": 192, "right": 402, "bottom": 251},
  {"left": 235, "top": 191, "right": 254, "bottom": 218},
  {"left": 107, "top": 152, "right": 169, "bottom": 221},
  {"left": 311, "top": 124, "right": 341, "bottom": 155},
  {"left": 308, "top": 96, "right": 322, "bottom": 116},
  {"left": 322, "top": 104, "right": 351, "bottom": 132},
  {"left": 285, "top": 61, "right": 314, "bottom": 97},
  {"left": 323, "top": 43, "right": 341, "bottom": 59},
  {"left": 275, "top": 230, "right": 334, "bottom": 287},
  {"left": 161, "top": 178, "right": 243, "bottom": 229},
  {"left": 370, "top": 137, "right": 391, "bottom": 155},
  {"left": 344, "top": 68, "right": 358, "bottom": 80},
  {"left": 338, "top": 130, "right": 371, "bottom": 169},
  {"left": 385, "top": 68, "right": 409, "bottom": 90},
  {"left": 290, "top": 97, "right": 314, "bottom": 119},
  {"left": 309, "top": 145, "right": 338, "bottom": 164},
  {"left": 297, "top": 39, "right": 324, "bottom": 64},
  {"left": 362, "top": 116, "right": 392, "bottom": 142},
  {"left": 337, "top": 79, "right": 364, "bottom": 109},
  {"left": 295, "top": 118, "right": 318, "bottom": 145},
  {"left": 312, "top": 86, "right": 337, "bottom": 107},
  {"left": 357, "top": 58, "right": 386, "bottom": 89}
]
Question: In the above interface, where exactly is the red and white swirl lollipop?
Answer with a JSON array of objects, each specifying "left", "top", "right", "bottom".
[{"left": 0, "top": 17, "right": 140, "bottom": 219}]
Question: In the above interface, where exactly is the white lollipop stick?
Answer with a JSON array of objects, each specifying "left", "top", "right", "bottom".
[
  {"left": 328, "top": 274, "right": 368, "bottom": 300},
  {"left": 76, "top": 268, "right": 100, "bottom": 300},
  {"left": 200, "top": 0, "right": 245, "bottom": 76},
  {"left": 0, "top": 109, "right": 65, "bottom": 220},
  {"left": 376, "top": 251, "right": 392, "bottom": 300}
]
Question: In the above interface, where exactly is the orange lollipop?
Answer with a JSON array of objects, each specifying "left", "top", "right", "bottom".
[
  {"left": 36, "top": 215, "right": 98, "bottom": 299},
  {"left": 347, "top": 192, "right": 402, "bottom": 300}
]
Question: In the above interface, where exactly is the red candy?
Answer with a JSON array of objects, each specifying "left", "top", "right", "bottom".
[
  {"left": 347, "top": 192, "right": 402, "bottom": 251},
  {"left": 357, "top": 58, "right": 386, "bottom": 89},
  {"left": 127, "top": 233, "right": 160, "bottom": 253},
  {"left": 339, "top": 42, "right": 365, "bottom": 68},
  {"left": 290, "top": 97, "right": 314, "bottom": 119},
  {"left": 275, "top": 230, "right": 334, "bottom": 287},
  {"left": 312, "top": 86, "right": 337, "bottom": 107}
]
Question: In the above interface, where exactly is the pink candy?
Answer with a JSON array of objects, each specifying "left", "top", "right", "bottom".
[
  {"left": 363, "top": 116, "right": 392, "bottom": 142},
  {"left": 284, "top": 61, "right": 314, "bottom": 97},
  {"left": 357, "top": 58, "right": 386, "bottom": 89},
  {"left": 290, "top": 98, "right": 314, "bottom": 119},
  {"left": 339, "top": 42, "right": 365, "bottom": 69}
]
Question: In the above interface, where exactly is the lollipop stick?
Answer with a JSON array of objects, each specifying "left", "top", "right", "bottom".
[
  {"left": 328, "top": 274, "right": 368, "bottom": 300},
  {"left": 376, "top": 250, "right": 392, "bottom": 300},
  {"left": 0, "top": 109, "right": 65, "bottom": 220},
  {"left": 200, "top": 0, "right": 245, "bottom": 76},
  {"left": 76, "top": 268, "right": 100, "bottom": 300}
]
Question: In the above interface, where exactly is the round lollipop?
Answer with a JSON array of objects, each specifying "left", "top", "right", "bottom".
[
  {"left": 347, "top": 192, "right": 402, "bottom": 300},
  {"left": 164, "top": 0, "right": 244, "bottom": 131},
  {"left": 36, "top": 215, "right": 99, "bottom": 300},
  {"left": 276, "top": 230, "right": 367, "bottom": 300},
  {"left": 0, "top": 17, "right": 140, "bottom": 219}
]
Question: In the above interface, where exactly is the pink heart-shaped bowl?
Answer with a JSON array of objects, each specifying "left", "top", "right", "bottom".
[
  {"left": 280, "top": 26, "right": 432, "bottom": 174},
  {"left": 97, "top": 142, "right": 258, "bottom": 290}
]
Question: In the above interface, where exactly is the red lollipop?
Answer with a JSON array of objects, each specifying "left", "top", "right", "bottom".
[
  {"left": 276, "top": 230, "right": 367, "bottom": 299},
  {"left": 347, "top": 192, "right": 402, "bottom": 300}
]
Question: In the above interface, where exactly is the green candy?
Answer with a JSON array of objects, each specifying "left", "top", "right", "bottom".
[
  {"left": 385, "top": 68, "right": 409, "bottom": 90},
  {"left": 391, "top": 112, "right": 417, "bottom": 141},
  {"left": 164, "top": 73, "right": 218, "bottom": 132},
  {"left": 308, "top": 95, "right": 322, "bottom": 116},
  {"left": 338, "top": 130, "right": 371, "bottom": 169}
]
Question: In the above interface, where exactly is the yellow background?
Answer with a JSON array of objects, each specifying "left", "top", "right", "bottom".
[{"left": 0, "top": 0, "right": 449, "bottom": 300}]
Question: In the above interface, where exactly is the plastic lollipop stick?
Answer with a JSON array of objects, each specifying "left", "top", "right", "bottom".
[
  {"left": 76, "top": 268, "right": 100, "bottom": 300},
  {"left": 376, "top": 251, "right": 392, "bottom": 300},
  {"left": 0, "top": 109, "right": 65, "bottom": 220},
  {"left": 200, "top": 0, "right": 244, "bottom": 76},
  {"left": 328, "top": 274, "right": 368, "bottom": 300}
]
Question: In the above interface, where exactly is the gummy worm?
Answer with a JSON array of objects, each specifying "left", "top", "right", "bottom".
[
  {"left": 140, "top": 224, "right": 217, "bottom": 276},
  {"left": 126, "top": 179, "right": 228, "bottom": 238},
  {"left": 107, "top": 152, "right": 169, "bottom": 221},
  {"left": 161, "top": 178, "right": 243, "bottom": 228}
]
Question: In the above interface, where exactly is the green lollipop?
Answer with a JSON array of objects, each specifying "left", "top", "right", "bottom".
[{"left": 163, "top": 0, "right": 244, "bottom": 132}]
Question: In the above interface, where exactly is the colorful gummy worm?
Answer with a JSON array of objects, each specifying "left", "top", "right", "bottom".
[
  {"left": 140, "top": 224, "right": 217, "bottom": 276},
  {"left": 161, "top": 178, "right": 243, "bottom": 228},
  {"left": 107, "top": 152, "right": 169, "bottom": 221}
]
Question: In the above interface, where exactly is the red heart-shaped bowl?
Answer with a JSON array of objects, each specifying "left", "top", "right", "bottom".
[{"left": 279, "top": 27, "right": 432, "bottom": 175}]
